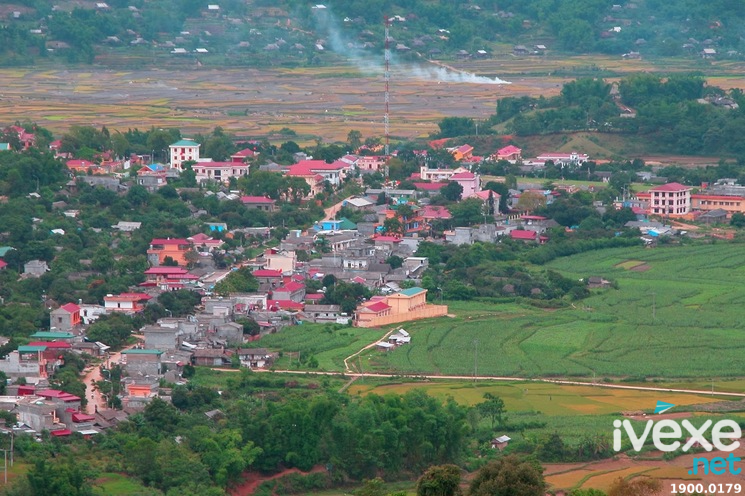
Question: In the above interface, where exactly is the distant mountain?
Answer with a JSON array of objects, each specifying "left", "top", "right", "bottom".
[{"left": 1, "top": 0, "right": 743, "bottom": 67}]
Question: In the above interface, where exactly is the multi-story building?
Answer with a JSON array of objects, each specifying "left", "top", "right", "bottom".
[
  {"left": 649, "top": 183, "right": 692, "bottom": 216},
  {"left": 169, "top": 139, "right": 200, "bottom": 170},
  {"left": 146, "top": 238, "right": 192, "bottom": 266}
]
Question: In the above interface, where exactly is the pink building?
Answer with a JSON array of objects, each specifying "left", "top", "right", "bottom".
[
  {"left": 493, "top": 145, "right": 522, "bottom": 162},
  {"left": 450, "top": 171, "right": 481, "bottom": 198},
  {"left": 649, "top": 183, "right": 692, "bottom": 216}
]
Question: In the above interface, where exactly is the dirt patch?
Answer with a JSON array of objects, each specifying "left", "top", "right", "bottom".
[
  {"left": 630, "top": 264, "right": 651, "bottom": 272},
  {"left": 615, "top": 260, "right": 646, "bottom": 270},
  {"left": 229, "top": 466, "right": 326, "bottom": 496}
]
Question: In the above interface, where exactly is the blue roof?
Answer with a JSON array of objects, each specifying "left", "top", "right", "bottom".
[
  {"left": 399, "top": 287, "right": 426, "bottom": 297},
  {"left": 170, "top": 139, "right": 200, "bottom": 147},
  {"left": 147, "top": 163, "right": 165, "bottom": 171}
]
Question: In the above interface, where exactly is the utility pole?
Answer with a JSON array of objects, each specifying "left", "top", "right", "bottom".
[{"left": 651, "top": 292, "right": 656, "bottom": 321}]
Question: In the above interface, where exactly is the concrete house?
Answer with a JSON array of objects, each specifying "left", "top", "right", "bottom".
[
  {"left": 236, "top": 348, "right": 274, "bottom": 369},
  {"left": 121, "top": 349, "right": 163, "bottom": 378},
  {"left": 49, "top": 303, "right": 81, "bottom": 332},
  {"left": 24, "top": 260, "right": 49, "bottom": 277}
]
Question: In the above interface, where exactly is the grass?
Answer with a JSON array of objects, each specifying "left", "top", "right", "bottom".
[
  {"left": 243, "top": 323, "right": 388, "bottom": 371},
  {"left": 94, "top": 472, "right": 151, "bottom": 495},
  {"left": 356, "top": 243, "right": 745, "bottom": 379}
]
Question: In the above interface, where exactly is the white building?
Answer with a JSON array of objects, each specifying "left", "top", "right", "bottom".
[
  {"left": 169, "top": 139, "right": 201, "bottom": 170},
  {"left": 193, "top": 161, "right": 250, "bottom": 184}
]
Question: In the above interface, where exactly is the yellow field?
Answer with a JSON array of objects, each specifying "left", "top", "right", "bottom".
[
  {"left": 348, "top": 381, "right": 725, "bottom": 415},
  {"left": 615, "top": 260, "right": 646, "bottom": 270},
  {"left": 580, "top": 467, "right": 658, "bottom": 492}
]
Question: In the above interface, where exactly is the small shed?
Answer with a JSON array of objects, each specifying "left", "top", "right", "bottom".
[{"left": 491, "top": 435, "right": 511, "bottom": 450}]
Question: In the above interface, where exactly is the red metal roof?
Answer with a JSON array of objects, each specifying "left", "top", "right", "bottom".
[
  {"left": 305, "top": 293, "right": 324, "bottom": 300},
  {"left": 241, "top": 195, "right": 275, "bottom": 204},
  {"left": 450, "top": 171, "right": 476, "bottom": 179},
  {"left": 72, "top": 412, "right": 96, "bottom": 422},
  {"left": 144, "top": 267, "right": 190, "bottom": 275},
  {"left": 0, "top": 260, "right": 6, "bottom": 269},
  {"left": 498, "top": 145, "right": 522, "bottom": 155},
  {"left": 692, "top": 194, "right": 744, "bottom": 201},
  {"left": 28, "top": 341, "right": 71, "bottom": 349},
  {"left": 59, "top": 303, "right": 80, "bottom": 313},
  {"left": 363, "top": 301, "right": 391, "bottom": 312},
  {"left": 510, "top": 230, "right": 538, "bottom": 240},
  {"left": 37, "top": 389, "right": 81, "bottom": 402},
  {"left": 276, "top": 281, "right": 305, "bottom": 292},
  {"left": 372, "top": 235, "right": 402, "bottom": 243},
  {"left": 252, "top": 269, "right": 283, "bottom": 277},
  {"left": 413, "top": 182, "right": 447, "bottom": 191},
  {"left": 50, "top": 429, "right": 72, "bottom": 437},
  {"left": 649, "top": 182, "right": 691, "bottom": 192},
  {"left": 267, "top": 300, "right": 304, "bottom": 310}
]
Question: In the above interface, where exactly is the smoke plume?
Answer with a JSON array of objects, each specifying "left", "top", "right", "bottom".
[{"left": 313, "top": 9, "right": 510, "bottom": 85}]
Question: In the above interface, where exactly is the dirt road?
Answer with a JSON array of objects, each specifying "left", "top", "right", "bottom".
[{"left": 82, "top": 336, "right": 143, "bottom": 414}]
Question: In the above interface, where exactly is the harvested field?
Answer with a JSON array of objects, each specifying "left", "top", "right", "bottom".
[{"left": 0, "top": 66, "right": 557, "bottom": 142}]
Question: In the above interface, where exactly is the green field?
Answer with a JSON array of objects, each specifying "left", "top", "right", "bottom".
[
  {"left": 362, "top": 243, "right": 745, "bottom": 379},
  {"left": 243, "top": 323, "right": 388, "bottom": 371}
]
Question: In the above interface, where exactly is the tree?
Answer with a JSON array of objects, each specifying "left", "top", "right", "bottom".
[
  {"left": 212, "top": 267, "right": 258, "bottom": 295},
  {"left": 383, "top": 216, "right": 404, "bottom": 236},
  {"left": 468, "top": 456, "right": 546, "bottom": 496},
  {"left": 449, "top": 198, "right": 485, "bottom": 227},
  {"left": 386, "top": 255, "right": 404, "bottom": 269},
  {"left": 476, "top": 393, "right": 506, "bottom": 429},
  {"left": 416, "top": 464, "right": 461, "bottom": 496},
  {"left": 347, "top": 130, "right": 363, "bottom": 151},
  {"left": 731, "top": 212, "right": 745, "bottom": 227},
  {"left": 436, "top": 117, "right": 475, "bottom": 138},
  {"left": 516, "top": 191, "right": 546, "bottom": 212},
  {"left": 442, "top": 181, "right": 463, "bottom": 202}
]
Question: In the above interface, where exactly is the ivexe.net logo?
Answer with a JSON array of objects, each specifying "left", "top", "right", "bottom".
[{"left": 613, "top": 401, "right": 742, "bottom": 475}]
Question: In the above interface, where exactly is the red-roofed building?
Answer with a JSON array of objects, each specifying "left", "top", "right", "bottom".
[
  {"left": 448, "top": 144, "right": 474, "bottom": 161},
  {"left": 241, "top": 196, "right": 276, "bottom": 212},
  {"left": 272, "top": 281, "right": 306, "bottom": 302},
  {"left": 104, "top": 293, "right": 152, "bottom": 314},
  {"left": 188, "top": 233, "right": 224, "bottom": 251},
  {"left": 691, "top": 194, "right": 745, "bottom": 216},
  {"left": 420, "top": 205, "right": 452, "bottom": 221},
  {"left": 193, "top": 161, "right": 249, "bottom": 184},
  {"left": 147, "top": 238, "right": 192, "bottom": 266},
  {"left": 493, "top": 145, "right": 522, "bottom": 162},
  {"left": 50, "top": 303, "right": 81, "bottom": 332},
  {"left": 0, "top": 260, "right": 6, "bottom": 271},
  {"left": 252, "top": 268, "right": 283, "bottom": 284},
  {"left": 413, "top": 182, "right": 447, "bottom": 192},
  {"left": 230, "top": 148, "right": 259, "bottom": 163},
  {"left": 66, "top": 159, "right": 103, "bottom": 174},
  {"left": 649, "top": 183, "right": 692, "bottom": 216},
  {"left": 28, "top": 341, "right": 72, "bottom": 361},
  {"left": 450, "top": 170, "right": 481, "bottom": 198},
  {"left": 355, "top": 301, "right": 392, "bottom": 325},
  {"left": 9, "top": 125, "right": 35, "bottom": 150},
  {"left": 356, "top": 155, "right": 387, "bottom": 173},
  {"left": 267, "top": 300, "right": 304, "bottom": 311},
  {"left": 510, "top": 230, "right": 548, "bottom": 243},
  {"left": 287, "top": 160, "right": 350, "bottom": 187}
]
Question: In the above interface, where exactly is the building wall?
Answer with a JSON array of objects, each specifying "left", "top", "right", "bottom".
[
  {"left": 691, "top": 195, "right": 745, "bottom": 215},
  {"left": 50, "top": 311, "right": 73, "bottom": 332},
  {"left": 650, "top": 190, "right": 691, "bottom": 215},
  {"left": 356, "top": 304, "right": 448, "bottom": 328},
  {"left": 122, "top": 355, "right": 161, "bottom": 377},
  {"left": 147, "top": 244, "right": 190, "bottom": 266},
  {"left": 144, "top": 331, "right": 179, "bottom": 351}
]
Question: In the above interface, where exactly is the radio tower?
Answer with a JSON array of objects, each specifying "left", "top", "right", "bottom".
[{"left": 384, "top": 15, "right": 391, "bottom": 157}]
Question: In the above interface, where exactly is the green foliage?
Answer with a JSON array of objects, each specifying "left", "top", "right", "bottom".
[
  {"left": 212, "top": 267, "right": 259, "bottom": 296},
  {"left": 468, "top": 455, "right": 545, "bottom": 496},
  {"left": 436, "top": 117, "right": 475, "bottom": 139},
  {"left": 416, "top": 464, "right": 462, "bottom": 496},
  {"left": 84, "top": 313, "right": 134, "bottom": 349},
  {"left": 158, "top": 289, "right": 203, "bottom": 316},
  {"left": 477, "top": 393, "right": 506, "bottom": 430}
]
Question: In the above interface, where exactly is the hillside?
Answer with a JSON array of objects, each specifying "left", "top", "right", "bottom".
[{"left": 2, "top": 0, "right": 745, "bottom": 69}]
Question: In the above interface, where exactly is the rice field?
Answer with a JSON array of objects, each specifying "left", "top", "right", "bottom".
[{"left": 367, "top": 243, "right": 745, "bottom": 379}]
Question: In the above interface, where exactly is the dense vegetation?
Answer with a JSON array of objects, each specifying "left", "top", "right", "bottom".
[{"left": 3, "top": 0, "right": 745, "bottom": 68}]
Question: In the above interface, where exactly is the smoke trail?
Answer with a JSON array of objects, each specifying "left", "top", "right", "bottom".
[{"left": 313, "top": 9, "right": 510, "bottom": 85}]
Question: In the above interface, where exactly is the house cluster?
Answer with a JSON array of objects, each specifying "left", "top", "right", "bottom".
[
  {"left": 623, "top": 179, "right": 745, "bottom": 223},
  {"left": 489, "top": 145, "right": 591, "bottom": 173}
]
